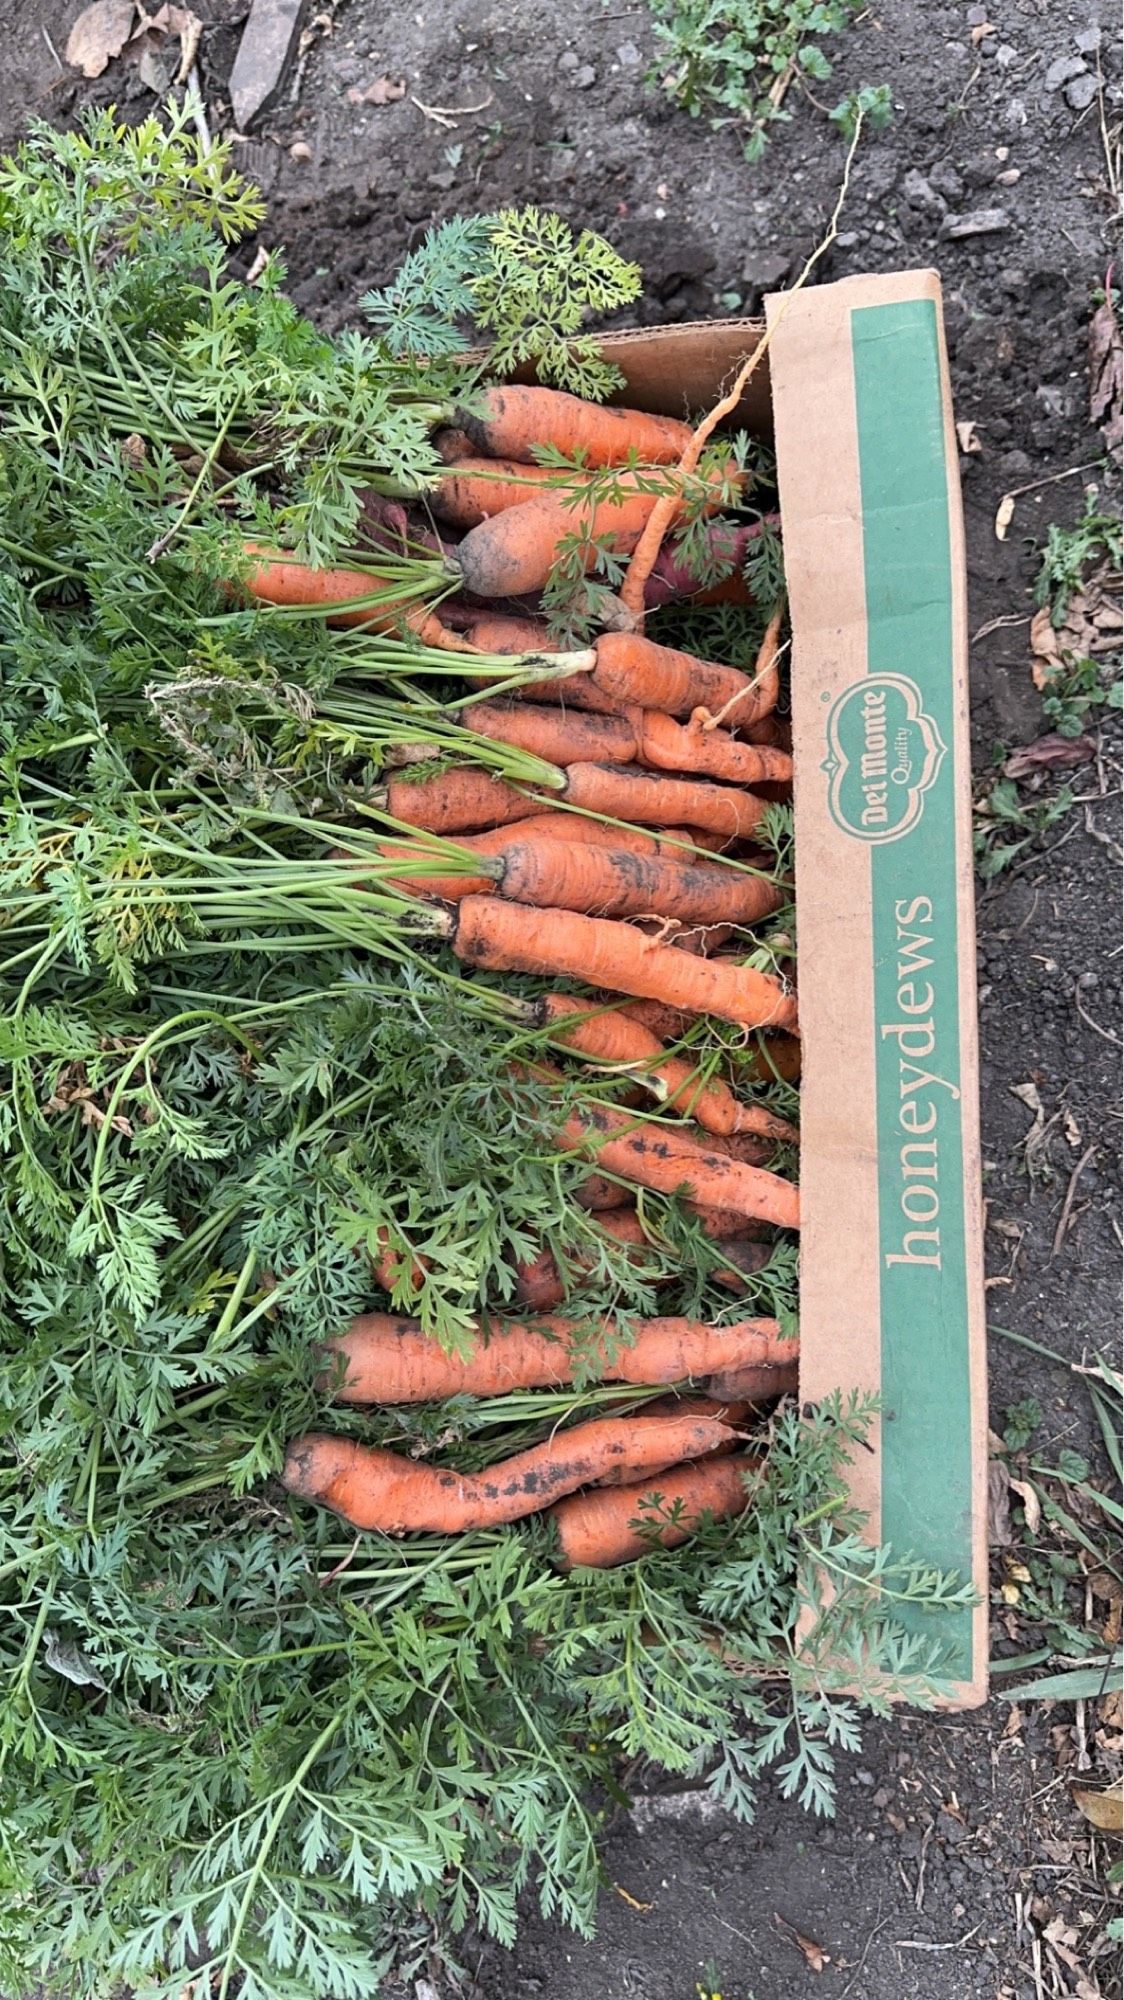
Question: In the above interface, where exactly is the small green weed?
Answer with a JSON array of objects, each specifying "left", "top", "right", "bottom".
[
  {"left": 1034, "top": 494, "right": 1122, "bottom": 627},
  {"left": 973, "top": 775, "right": 1074, "bottom": 880},
  {"left": 1039, "top": 652, "right": 1123, "bottom": 738},
  {"left": 644, "top": 0, "right": 890, "bottom": 161}
]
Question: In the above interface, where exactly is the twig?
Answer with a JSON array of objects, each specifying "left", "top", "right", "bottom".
[
  {"left": 1051, "top": 1144, "right": 1098, "bottom": 1256},
  {"left": 42, "top": 24, "right": 64, "bottom": 69},
  {"left": 839, "top": 1908, "right": 889, "bottom": 1999},
  {"left": 411, "top": 93, "right": 493, "bottom": 128},
  {"left": 950, "top": 60, "right": 982, "bottom": 114},
  {"left": 971, "top": 612, "right": 1029, "bottom": 644},
  {"left": 1074, "top": 989, "right": 1123, "bottom": 1048},
  {"left": 1083, "top": 800, "right": 1124, "bottom": 863},
  {"left": 914, "top": 1819, "right": 934, "bottom": 1910},
  {"left": 896, "top": 1922, "right": 983, "bottom": 1951}
]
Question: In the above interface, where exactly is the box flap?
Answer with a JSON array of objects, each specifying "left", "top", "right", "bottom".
[{"left": 767, "top": 271, "right": 988, "bottom": 1708}]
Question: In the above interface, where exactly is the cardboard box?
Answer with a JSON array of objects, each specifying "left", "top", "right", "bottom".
[{"left": 592, "top": 272, "right": 988, "bottom": 1708}]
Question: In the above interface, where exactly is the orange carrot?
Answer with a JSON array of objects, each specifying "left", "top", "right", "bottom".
[
  {"left": 380, "top": 767, "right": 544, "bottom": 835},
  {"left": 465, "top": 699, "right": 794, "bottom": 790},
  {"left": 628, "top": 708, "right": 793, "bottom": 787},
  {"left": 591, "top": 632, "right": 766, "bottom": 724},
  {"left": 465, "top": 701, "right": 637, "bottom": 767},
  {"left": 282, "top": 1411, "right": 736, "bottom": 1532},
  {"left": 537, "top": 994, "right": 799, "bottom": 1143},
  {"left": 433, "top": 426, "right": 476, "bottom": 464},
  {"left": 460, "top": 614, "right": 563, "bottom": 657},
  {"left": 454, "top": 384, "right": 696, "bottom": 467},
  {"left": 550, "top": 1454, "right": 757, "bottom": 1568},
  {"left": 326, "top": 1310, "right": 796, "bottom": 1404},
  {"left": 575, "top": 1174, "right": 635, "bottom": 1212},
  {"left": 593, "top": 1397, "right": 751, "bottom": 1484},
  {"left": 557, "top": 763, "right": 770, "bottom": 840},
  {"left": 551, "top": 1091, "right": 799, "bottom": 1231},
  {"left": 491, "top": 841, "right": 785, "bottom": 926},
  {"left": 455, "top": 479, "right": 667, "bottom": 600},
  {"left": 445, "top": 896, "right": 798, "bottom": 1033},
  {"left": 513, "top": 1217, "right": 771, "bottom": 1312},
  {"left": 432, "top": 458, "right": 591, "bottom": 528},
  {"left": 240, "top": 544, "right": 473, "bottom": 654}
]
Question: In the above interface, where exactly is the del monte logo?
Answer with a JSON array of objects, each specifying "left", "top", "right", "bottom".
[{"left": 822, "top": 673, "right": 946, "bottom": 844}]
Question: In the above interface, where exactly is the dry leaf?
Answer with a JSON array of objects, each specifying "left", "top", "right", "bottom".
[
  {"left": 1089, "top": 296, "right": 1123, "bottom": 467},
  {"left": 1063, "top": 1107, "right": 1083, "bottom": 1148},
  {"left": 65, "top": 0, "right": 135, "bottom": 75},
  {"left": 956, "top": 419, "right": 982, "bottom": 454},
  {"left": 126, "top": 4, "right": 202, "bottom": 85},
  {"left": 1009, "top": 1475, "right": 1042, "bottom": 1535},
  {"left": 988, "top": 1459, "right": 1013, "bottom": 1547},
  {"left": 1003, "top": 733, "right": 1097, "bottom": 778},
  {"left": 970, "top": 19, "right": 996, "bottom": 41},
  {"left": 1071, "top": 1780, "right": 1124, "bottom": 1835},
  {"left": 1002, "top": 1703, "right": 1024, "bottom": 1737},
  {"left": 774, "top": 1914, "right": 829, "bottom": 1972},
  {"left": 995, "top": 492, "right": 1016, "bottom": 540},
  {"left": 346, "top": 74, "right": 406, "bottom": 104}
]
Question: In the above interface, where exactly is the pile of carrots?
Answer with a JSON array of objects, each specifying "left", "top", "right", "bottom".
[{"left": 258, "top": 381, "right": 801, "bottom": 1569}]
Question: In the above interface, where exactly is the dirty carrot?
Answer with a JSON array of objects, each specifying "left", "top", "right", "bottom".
[
  {"left": 591, "top": 632, "right": 760, "bottom": 722},
  {"left": 326, "top": 1310, "right": 795, "bottom": 1403},
  {"left": 703, "top": 1361, "right": 799, "bottom": 1403},
  {"left": 443, "top": 896, "right": 798, "bottom": 1032},
  {"left": 536, "top": 994, "right": 799, "bottom": 1143},
  {"left": 549, "top": 1090, "right": 799, "bottom": 1231},
  {"left": 465, "top": 699, "right": 794, "bottom": 788},
  {"left": 459, "top": 614, "right": 563, "bottom": 656},
  {"left": 550, "top": 1454, "right": 758, "bottom": 1569},
  {"left": 556, "top": 763, "right": 770, "bottom": 840},
  {"left": 281, "top": 1411, "right": 736, "bottom": 1532},
  {"left": 453, "top": 383, "right": 696, "bottom": 467},
  {"left": 465, "top": 701, "right": 638, "bottom": 767},
  {"left": 629, "top": 708, "right": 792, "bottom": 788}
]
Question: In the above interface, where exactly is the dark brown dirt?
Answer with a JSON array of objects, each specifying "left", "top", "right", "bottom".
[{"left": 2, "top": 0, "right": 1121, "bottom": 1994}]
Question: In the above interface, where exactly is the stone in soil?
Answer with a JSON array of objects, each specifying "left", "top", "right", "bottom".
[
  {"left": 229, "top": 0, "right": 307, "bottom": 132},
  {"left": 1044, "top": 53, "right": 1087, "bottom": 92},
  {"left": 943, "top": 207, "right": 1012, "bottom": 238}
]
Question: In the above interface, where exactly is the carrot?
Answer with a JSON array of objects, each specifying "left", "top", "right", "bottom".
[
  {"left": 455, "top": 479, "right": 668, "bottom": 601},
  {"left": 281, "top": 1411, "right": 736, "bottom": 1533},
  {"left": 629, "top": 709, "right": 793, "bottom": 788},
  {"left": 432, "top": 458, "right": 592, "bottom": 529},
  {"left": 459, "top": 614, "right": 563, "bottom": 657},
  {"left": 593, "top": 1396, "right": 751, "bottom": 1485},
  {"left": 492, "top": 842, "right": 786, "bottom": 927},
  {"left": 465, "top": 701, "right": 637, "bottom": 767},
  {"left": 748, "top": 605, "right": 784, "bottom": 724},
  {"left": 689, "top": 1203, "right": 768, "bottom": 1241},
  {"left": 326, "top": 1310, "right": 795, "bottom": 1404},
  {"left": 432, "top": 426, "right": 476, "bottom": 464},
  {"left": 445, "top": 896, "right": 798, "bottom": 1033},
  {"left": 703, "top": 1362, "right": 798, "bottom": 1403},
  {"left": 591, "top": 632, "right": 766, "bottom": 724},
  {"left": 644, "top": 515, "right": 779, "bottom": 610},
  {"left": 454, "top": 384, "right": 696, "bottom": 467},
  {"left": 465, "top": 699, "right": 794, "bottom": 789},
  {"left": 537, "top": 994, "right": 799, "bottom": 1143},
  {"left": 549, "top": 1454, "right": 757, "bottom": 1569},
  {"left": 240, "top": 544, "right": 474, "bottom": 655},
  {"left": 702, "top": 1130, "right": 779, "bottom": 1167},
  {"left": 744, "top": 1034, "right": 802, "bottom": 1085},
  {"left": 380, "top": 768, "right": 545, "bottom": 835},
  {"left": 370, "top": 1228, "right": 428, "bottom": 1296},
  {"left": 550, "top": 1090, "right": 799, "bottom": 1231},
  {"left": 618, "top": 999, "right": 697, "bottom": 1042},
  {"left": 557, "top": 764, "right": 770, "bottom": 840}
]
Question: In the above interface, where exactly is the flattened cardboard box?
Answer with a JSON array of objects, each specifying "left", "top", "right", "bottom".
[{"left": 593, "top": 271, "right": 988, "bottom": 1708}]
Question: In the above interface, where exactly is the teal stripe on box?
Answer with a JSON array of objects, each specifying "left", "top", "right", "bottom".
[{"left": 851, "top": 298, "right": 974, "bottom": 1678}]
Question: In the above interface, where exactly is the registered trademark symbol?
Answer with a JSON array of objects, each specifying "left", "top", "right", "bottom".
[{"left": 820, "top": 691, "right": 830, "bottom": 703}]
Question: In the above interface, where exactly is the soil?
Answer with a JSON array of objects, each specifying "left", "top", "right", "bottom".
[{"left": 2, "top": 0, "right": 1121, "bottom": 1995}]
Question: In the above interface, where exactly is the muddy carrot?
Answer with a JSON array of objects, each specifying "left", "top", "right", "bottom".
[
  {"left": 590, "top": 632, "right": 761, "bottom": 722},
  {"left": 281, "top": 1411, "right": 736, "bottom": 1532},
  {"left": 465, "top": 702, "right": 638, "bottom": 767},
  {"left": 240, "top": 545, "right": 475, "bottom": 654},
  {"left": 550, "top": 1454, "right": 758, "bottom": 1569},
  {"left": 557, "top": 763, "right": 770, "bottom": 840},
  {"left": 455, "top": 480, "right": 667, "bottom": 600},
  {"left": 703, "top": 1362, "right": 798, "bottom": 1403},
  {"left": 629, "top": 709, "right": 792, "bottom": 787},
  {"left": 326, "top": 1311, "right": 795, "bottom": 1404},
  {"left": 550, "top": 1091, "right": 799, "bottom": 1231}
]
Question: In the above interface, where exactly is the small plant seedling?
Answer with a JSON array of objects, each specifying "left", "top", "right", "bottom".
[
  {"left": 644, "top": 0, "right": 889, "bottom": 160},
  {"left": 973, "top": 775, "right": 1075, "bottom": 880},
  {"left": 1034, "top": 494, "right": 1123, "bottom": 627}
]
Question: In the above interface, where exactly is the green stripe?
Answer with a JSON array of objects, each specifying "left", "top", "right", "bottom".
[{"left": 851, "top": 299, "right": 974, "bottom": 1677}]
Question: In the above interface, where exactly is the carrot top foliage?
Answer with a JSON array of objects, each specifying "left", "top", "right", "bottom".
[{"left": 0, "top": 109, "right": 969, "bottom": 1999}]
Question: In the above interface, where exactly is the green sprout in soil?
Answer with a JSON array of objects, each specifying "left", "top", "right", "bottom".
[{"left": 643, "top": 0, "right": 891, "bottom": 160}]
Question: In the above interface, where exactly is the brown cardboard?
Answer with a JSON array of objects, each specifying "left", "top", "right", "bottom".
[{"left": 571, "top": 285, "right": 987, "bottom": 1707}]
